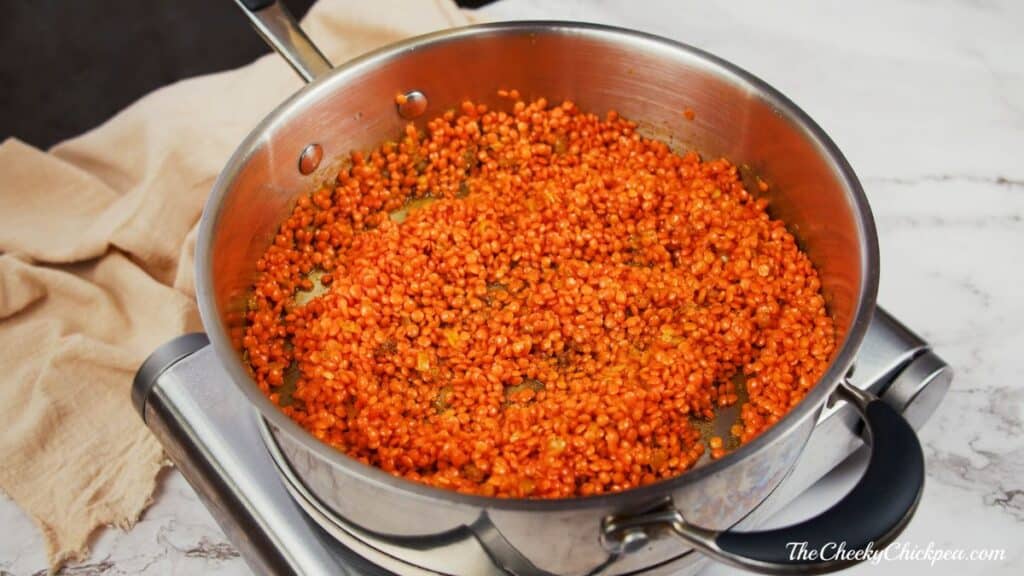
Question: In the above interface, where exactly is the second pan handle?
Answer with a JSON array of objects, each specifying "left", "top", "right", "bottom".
[
  {"left": 234, "top": 0, "right": 333, "bottom": 83},
  {"left": 602, "top": 380, "right": 925, "bottom": 574}
]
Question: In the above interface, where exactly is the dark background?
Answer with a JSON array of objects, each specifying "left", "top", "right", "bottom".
[{"left": 0, "top": 0, "right": 494, "bottom": 149}]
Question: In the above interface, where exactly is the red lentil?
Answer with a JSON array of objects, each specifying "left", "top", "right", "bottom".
[{"left": 243, "top": 94, "right": 835, "bottom": 498}]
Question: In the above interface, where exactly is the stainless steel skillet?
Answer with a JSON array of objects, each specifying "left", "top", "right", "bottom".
[{"left": 189, "top": 1, "right": 926, "bottom": 573}]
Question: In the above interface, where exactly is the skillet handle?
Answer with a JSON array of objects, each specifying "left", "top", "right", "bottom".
[
  {"left": 233, "top": 0, "right": 332, "bottom": 82},
  {"left": 602, "top": 380, "right": 925, "bottom": 574}
]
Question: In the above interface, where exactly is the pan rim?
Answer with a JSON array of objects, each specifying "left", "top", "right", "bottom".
[{"left": 195, "top": 20, "right": 879, "bottom": 512}]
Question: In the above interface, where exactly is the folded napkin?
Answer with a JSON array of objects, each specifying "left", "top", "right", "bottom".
[{"left": 0, "top": 0, "right": 469, "bottom": 569}]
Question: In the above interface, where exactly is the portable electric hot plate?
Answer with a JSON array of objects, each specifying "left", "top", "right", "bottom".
[
  {"left": 129, "top": 4, "right": 953, "bottom": 573},
  {"left": 132, "top": 307, "right": 949, "bottom": 576}
]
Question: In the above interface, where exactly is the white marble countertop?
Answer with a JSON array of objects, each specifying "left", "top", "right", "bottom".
[{"left": 2, "top": 0, "right": 1022, "bottom": 574}]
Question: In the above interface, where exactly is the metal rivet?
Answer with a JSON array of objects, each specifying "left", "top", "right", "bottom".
[
  {"left": 397, "top": 90, "right": 428, "bottom": 119},
  {"left": 602, "top": 528, "right": 651, "bottom": 553},
  {"left": 299, "top": 144, "right": 322, "bottom": 175},
  {"left": 617, "top": 530, "right": 649, "bottom": 554},
  {"left": 601, "top": 517, "right": 652, "bottom": 555}
]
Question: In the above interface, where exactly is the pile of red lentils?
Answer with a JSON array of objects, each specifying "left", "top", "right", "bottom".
[{"left": 242, "top": 92, "right": 835, "bottom": 499}]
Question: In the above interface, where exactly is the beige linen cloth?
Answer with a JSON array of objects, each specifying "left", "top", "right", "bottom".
[{"left": 0, "top": 0, "right": 469, "bottom": 570}]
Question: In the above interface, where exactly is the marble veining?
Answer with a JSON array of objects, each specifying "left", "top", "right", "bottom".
[
  {"left": 2, "top": 0, "right": 1022, "bottom": 574},
  {"left": 925, "top": 385, "right": 1024, "bottom": 523},
  {"left": 865, "top": 174, "right": 1024, "bottom": 188}
]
